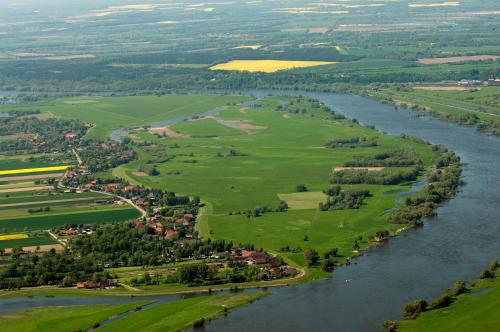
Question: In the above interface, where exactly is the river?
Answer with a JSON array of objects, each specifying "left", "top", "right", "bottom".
[
  {"left": 196, "top": 90, "right": 500, "bottom": 331},
  {"left": 1, "top": 91, "right": 499, "bottom": 331}
]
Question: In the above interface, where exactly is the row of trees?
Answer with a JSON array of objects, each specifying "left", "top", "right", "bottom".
[
  {"left": 388, "top": 146, "right": 462, "bottom": 224},
  {"left": 331, "top": 168, "right": 420, "bottom": 185}
]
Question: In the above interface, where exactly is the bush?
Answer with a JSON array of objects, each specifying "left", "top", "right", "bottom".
[
  {"left": 296, "top": 184, "right": 307, "bottom": 192},
  {"left": 402, "top": 299, "right": 427, "bottom": 319},
  {"left": 429, "top": 294, "right": 453, "bottom": 309},
  {"left": 382, "top": 320, "right": 398, "bottom": 332},
  {"left": 449, "top": 280, "right": 468, "bottom": 296}
]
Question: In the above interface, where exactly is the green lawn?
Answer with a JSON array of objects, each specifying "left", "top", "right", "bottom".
[
  {"left": 399, "top": 272, "right": 500, "bottom": 332},
  {"left": 99, "top": 292, "right": 267, "bottom": 332},
  {"left": 0, "top": 301, "right": 152, "bottom": 332}
]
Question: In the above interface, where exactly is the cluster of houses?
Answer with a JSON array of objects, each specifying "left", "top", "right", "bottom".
[
  {"left": 439, "top": 78, "right": 500, "bottom": 87},
  {"left": 76, "top": 279, "right": 116, "bottom": 289},
  {"left": 227, "top": 249, "right": 298, "bottom": 278},
  {"left": 59, "top": 225, "right": 94, "bottom": 236},
  {"left": 132, "top": 211, "right": 196, "bottom": 240}
]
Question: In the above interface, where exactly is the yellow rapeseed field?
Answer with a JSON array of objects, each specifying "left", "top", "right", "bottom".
[
  {"left": 0, "top": 234, "right": 29, "bottom": 241},
  {"left": 0, "top": 165, "right": 72, "bottom": 176},
  {"left": 209, "top": 60, "right": 336, "bottom": 73}
]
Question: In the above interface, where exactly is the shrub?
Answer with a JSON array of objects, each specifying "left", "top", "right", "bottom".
[{"left": 402, "top": 299, "right": 427, "bottom": 319}]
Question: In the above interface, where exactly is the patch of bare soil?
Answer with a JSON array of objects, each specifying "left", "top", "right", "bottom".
[
  {"left": 0, "top": 186, "right": 53, "bottom": 193},
  {"left": 133, "top": 171, "right": 148, "bottom": 177},
  {"left": 0, "top": 173, "right": 64, "bottom": 182},
  {"left": 333, "top": 167, "right": 385, "bottom": 172},
  {"left": 216, "top": 119, "right": 267, "bottom": 134},
  {"left": 149, "top": 126, "right": 190, "bottom": 138},
  {"left": 4, "top": 244, "right": 64, "bottom": 254},
  {"left": 418, "top": 55, "right": 500, "bottom": 64}
]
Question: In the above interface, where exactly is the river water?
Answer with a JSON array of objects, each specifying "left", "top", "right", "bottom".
[
  {"left": 1, "top": 91, "right": 499, "bottom": 331},
  {"left": 197, "top": 91, "right": 500, "bottom": 331}
]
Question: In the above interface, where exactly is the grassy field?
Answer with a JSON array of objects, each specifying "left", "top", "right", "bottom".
[
  {"left": 0, "top": 301, "right": 152, "bottom": 332},
  {"left": 398, "top": 270, "right": 500, "bottom": 332},
  {"left": 210, "top": 60, "right": 337, "bottom": 72},
  {"left": 0, "top": 206, "right": 140, "bottom": 232},
  {"left": 114, "top": 95, "right": 435, "bottom": 267},
  {"left": 0, "top": 233, "right": 57, "bottom": 249},
  {"left": 99, "top": 293, "right": 267, "bottom": 332},
  {"left": 0, "top": 95, "right": 250, "bottom": 140}
]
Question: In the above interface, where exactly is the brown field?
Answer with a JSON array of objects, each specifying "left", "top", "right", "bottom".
[
  {"left": 418, "top": 55, "right": 500, "bottom": 64},
  {"left": 0, "top": 197, "right": 101, "bottom": 208},
  {"left": 0, "top": 186, "right": 53, "bottom": 193},
  {"left": 308, "top": 27, "right": 329, "bottom": 34},
  {"left": 149, "top": 126, "right": 190, "bottom": 138},
  {"left": 0, "top": 173, "right": 64, "bottom": 182},
  {"left": 333, "top": 167, "right": 385, "bottom": 172},
  {"left": 133, "top": 171, "right": 148, "bottom": 177},
  {"left": 4, "top": 244, "right": 63, "bottom": 254},
  {"left": 216, "top": 119, "right": 267, "bottom": 133}
]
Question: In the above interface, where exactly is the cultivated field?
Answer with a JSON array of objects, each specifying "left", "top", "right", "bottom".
[
  {"left": 209, "top": 60, "right": 336, "bottom": 73},
  {"left": 418, "top": 55, "right": 500, "bottom": 64}
]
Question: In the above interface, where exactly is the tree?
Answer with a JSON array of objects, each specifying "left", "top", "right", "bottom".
[
  {"left": 149, "top": 166, "right": 160, "bottom": 176},
  {"left": 296, "top": 184, "right": 307, "bottom": 192},
  {"left": 321, "top": 258, "right": 335, "bottom": 272},
  {"left": 324, "top": 247, "right": 338, "bottom": 259},
  {"left": 304, "top": 249, "right": 319, "bottom": 267},
  {"left": 276, "top": 200, "right": 288, "bottom": 212}
]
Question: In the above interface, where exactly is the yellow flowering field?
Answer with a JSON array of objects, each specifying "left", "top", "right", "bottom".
[
  {"left": 0, "top": 165, "right": 72, "bottom": 176},
  {"left": 0, "top": 234, "right": 28, "bottom": 241},
  {"left": 209, "top": 60, "right": 336, "bottom": 73}
]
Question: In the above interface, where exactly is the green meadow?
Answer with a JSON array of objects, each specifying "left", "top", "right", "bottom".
[
  {"left": 399, "top": 270, "right": 500, "bottom": 332},
  {"left": 113, "top": 95, "right": 435, "bottom": 267},
  {"left": 0, "top": 95, "right": 250, "bottom": 140}
]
